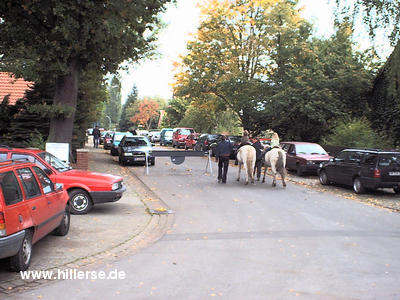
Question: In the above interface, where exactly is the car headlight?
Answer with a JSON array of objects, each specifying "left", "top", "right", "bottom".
[
  {"left": 112, "top": 182, "right": 121, "bottom": 191},
  {"left": 124, "top": 153, "right": 133, "bottom": 156}
]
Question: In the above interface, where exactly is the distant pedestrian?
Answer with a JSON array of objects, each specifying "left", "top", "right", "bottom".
[
  {"left": 252, "top": 137, "right": 265, "bottom": 181},
  {"left": 93, "top": 126, "right": 101, "bottom": 148},
  {"left": 215, "top": 135, "right": 233, "bottom": 184}
]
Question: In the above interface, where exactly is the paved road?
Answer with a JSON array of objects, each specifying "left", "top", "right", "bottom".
[{"left": 11, "top": 153, "right": 400, "bottom": 299}]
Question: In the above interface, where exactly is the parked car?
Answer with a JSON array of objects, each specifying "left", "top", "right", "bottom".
[
  {"left": 195, "top": 134, "right": 221, "bottom": 152},
  {"left": 318, "top": 149, "right": 400, "bottom": 194},
  {"left": 110, "top": 131, "right": 134, "bottom": 156},
  {"left": 172, "top": 128, "right": 195, "bottom": 148},
  {"left": 280, "top": 142, "right": 332, "bottom": 176},
  {"left": 149, "top": 130, "right": 161, "bottom": 143},
  {"left": 100, "top": 131, "right": 112, "bottom": 145},
  {"left": 160, "top": 128, "right": 173, "bottom": 146},
  {"left": 103, "top": 132, "right": 114, "bottom": 150},
  {"left": 0, "top": 146, "right": 126, "bottom": 215},
  {"left": 137, "top": 130, "right": 149, "bottom": 137},
  {"left": 0, "top": 160, "right": 70, "bottom": 271},
  {"left": 184, "top": 133, "right": 197, "bottom": 150},
  {"left": 118, "top": 136, "right": 155, "bottom": 166}
]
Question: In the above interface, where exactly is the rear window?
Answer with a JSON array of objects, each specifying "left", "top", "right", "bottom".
[
  {"left": 180, "top": 129, "right": 193, "bottom": 135},
  {"left": 0, "top": 171, "right": 23, "bottom": 205},
  {"left": 295, "top": 144, "right": 327, "bottom": 155},
  {"left": 378, "top": 154, "right": 400, "bottom": 167},
  {"left": 0, "top": 152, "right": 7, "bottom": 161}
]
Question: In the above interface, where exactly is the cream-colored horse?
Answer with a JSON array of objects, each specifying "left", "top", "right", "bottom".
[
  {"left": 262, "top": 147, "right": 287, "bottom": 187},
  {"left": 236, "top": 145, "right": 256, "bottom": 185}
]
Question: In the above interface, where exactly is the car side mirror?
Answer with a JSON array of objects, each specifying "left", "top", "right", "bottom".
[{"left": 55, "top": 183, "right": 64, "bottom": 191}]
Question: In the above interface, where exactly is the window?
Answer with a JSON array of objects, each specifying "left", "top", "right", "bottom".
[
  {"left": 37, "top": 152, "right": 70, "bottom": 172},
  {"left": 0, "top": 171, "right": 23, "bottom": 205},
  {"left": 17, "top": 168, "right": 41, "bottom": 198},
  {"left": 0, "top": 152, "right": 7, "bottom": 162},
  {"left": 288, "top": 145, "right": 295, "bottom": 154},
  {"left": 33, "top": 167, "right": 54, "bottom": 194},
  {"left": 348, "top": 152, "right": 362, "bottom": 163},
  {"left": 379, "top": 154, "right": 400, "bottom": 167},
  {"left": 335, "top": 151, "right": 349, "bottom": 162},
  {"left": 11, "top": 153, "right": 48, "bottom": 171},
  {"left": 363, "top": 153, "right": 377, "bottom": 165}
]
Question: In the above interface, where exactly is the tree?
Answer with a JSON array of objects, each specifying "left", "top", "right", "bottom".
[
  {"left": 161, "top": 97, "right": 191, "bottom": 127},
  {"left": 174, "top": 0, "right": 312, "bottom": 132},
  {"left": 105, "top": 75, "right": 122, "bottom": 126},
  {"left": 119, "top": 85, "right": 139, "bottom": 131},
  {"left": 0, "top": 0, "right": 172, "bottom": 144},
  {"left": 335, "top": 0, "right": 400, "bottom": 44},
  {"left": 131, "top": 99, "right": 159, "bottom": 130}
]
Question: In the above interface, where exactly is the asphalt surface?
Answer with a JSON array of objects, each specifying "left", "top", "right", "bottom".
[{"left": 9, "top": 150, "right": 400, "bottom": 299}]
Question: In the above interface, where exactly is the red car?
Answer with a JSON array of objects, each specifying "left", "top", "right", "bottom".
[
  {"left": 172, "top": 128, "right": 195, "bottom": 148},
  {"left": 184, "top": 133, "right": 197, "bottom": 150},
  {"left": 280, "top": 142, "right": 332, "bottom": 176},
  {"left": 0, "top": 160, "right": 70, "bottom": 271},
  {"left": 0, "top": 146, "right": 126, "bottom": 214}
]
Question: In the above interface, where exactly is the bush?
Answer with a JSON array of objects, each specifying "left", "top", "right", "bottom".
[{"left": 322, "top": 118, "right": 394, "bottom": 149}]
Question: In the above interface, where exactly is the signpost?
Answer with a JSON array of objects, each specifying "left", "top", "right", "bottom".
[{"left": 45, "top": 142, "right": 70, "bottom": 163}]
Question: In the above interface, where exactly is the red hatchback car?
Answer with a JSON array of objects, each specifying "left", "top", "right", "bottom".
[
  {"left": 0, "top": 146, "right": 126, "bottom": 215},
  {"left": 172, "top": 128, "right": 195, "bottom": 148},
  {"left": 0, "top": 160, "right": 70, "bottom": 271},
  {"left": 280, "top": 142, "right": 332, "bottom": 176}
]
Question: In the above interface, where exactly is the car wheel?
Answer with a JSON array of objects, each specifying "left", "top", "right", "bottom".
[
  {"left": 69, "top": 189, "right": 93, "bottom": 215},
  {"left": 10, "top": 230, "right": 32, "bottom": 272},
  {"left": 151, "top": 158, "right": 155, "bottom": 166},
  {"left": 296, "top": 165, "right": 303, "bottom": 176},
  {"left": 54, "top": 205, "right": 71, "bottom": 236},
  {"left": 319, "top": 170, "right": 329, "bottom": 185},
  {"left": 393, "top": 185, "right": 400, "bottom": 194},
  {"left": 353, "top": 177, "right": 366, "bottom": 194}
]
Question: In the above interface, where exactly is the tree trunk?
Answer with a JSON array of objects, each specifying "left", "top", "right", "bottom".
[{"left": 48, "top": 57, "right": 80, "bottom": 144}]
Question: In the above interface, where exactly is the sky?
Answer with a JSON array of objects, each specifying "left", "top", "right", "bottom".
[{"left": 119, "top": 0, "right": 392, "bottom": 103}]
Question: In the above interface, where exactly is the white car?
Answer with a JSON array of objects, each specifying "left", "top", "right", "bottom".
[{"left": 150, "top": 131, "right": 161, "bottom": 142}]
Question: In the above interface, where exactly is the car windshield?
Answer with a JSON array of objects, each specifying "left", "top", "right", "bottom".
[
  {"left": 38, "top": 152, "right": 71, "bottom": 172},
  {"left": 181, "top": 129, "right": 193, "bottom": 135},
  {"left": 296, "top": 144, "right": 327, "bottom": 155},
  {"left": 165, "top": 131, "right": 173, "bottom": 137},
  {"left": 378, "top": 154, "right": 400, "bottom": 167},
  {"left": 228, "top": 136, "right": 241, "bottom": 143},
  {"left": 124, "top": 138, "right": 150, "bottom": 147}
]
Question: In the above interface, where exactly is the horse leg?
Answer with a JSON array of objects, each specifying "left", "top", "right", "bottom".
[
  {"left": 271, "top": 162, "right": 277, "bottom": 187},
  {"left": 244, "top": 163, "right": 248, "bottom": 185},
  {"left": 280, "top": 168, "right": 287, "bottom": 187},
  {"left": 262, "top": 162, "right": 267, "bottom": 183},
  {"left": 237, "top": 162, "right": 241, "bottom": 182}
]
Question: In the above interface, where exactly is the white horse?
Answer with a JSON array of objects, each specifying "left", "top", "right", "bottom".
[
  {"left": 236, "top": 145, "right": 256, "bottom": 185},
  {"left": 262, "top": 147, "right": 287, "bottom": 187}
]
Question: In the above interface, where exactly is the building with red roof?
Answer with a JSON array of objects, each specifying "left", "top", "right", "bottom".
[{"left": 0, "top": 72, "right": 33, "bottom": 105}]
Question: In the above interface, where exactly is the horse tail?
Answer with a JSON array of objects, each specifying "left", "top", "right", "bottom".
[{"left": 277, "top": 150, "right": 284, "bottom": 169}]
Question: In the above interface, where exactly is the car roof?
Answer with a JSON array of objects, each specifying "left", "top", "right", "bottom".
[
  {"left": 342, "top": 148, "right": 400, "bottom": 154},
  {"left": 281, "top": 141, "right": 321, "bottom": 145},
  {"left": 0, "top": 160, "right": 35, "bottom": 170},
  {"left": 0, "top": 146, "right": 43, "bottom": 155}
]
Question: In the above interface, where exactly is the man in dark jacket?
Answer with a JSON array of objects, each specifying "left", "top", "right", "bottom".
[
  {"left": 252, "top": 137, "right": 265, "bottom": 181},
  {"left": 93, "top": 126, "right": 101, "bottom": 148},
  {"left": 215, "top": 135, "right": 233, "bottom": 184}
]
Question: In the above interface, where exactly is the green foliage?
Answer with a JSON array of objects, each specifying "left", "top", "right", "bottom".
[
  {"left": 28, "top": 130, "right": 46, "bottom": 149},
  {"left": 119, "top": 85, "right": 139, "bottom": 131},
  {"left": 28, "top": 104, "right": 75, "bottom": 119},
  {"left": 321, "top": 118, "right": 393, "bottom": 149},
  {"left": 161, "top": 97, "right": 191, "bottom": 127},
  {"left": 106, "top": 75, "right": 122, "bottom": 125}
]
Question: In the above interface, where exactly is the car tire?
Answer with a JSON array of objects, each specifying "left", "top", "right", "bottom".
[
  {"left": 319, "top": 170, "right": 329, "bottom": 185},
  {"left": 393, "top": 185, "right": 400, "bottom": 194},
  {"left": 54, "top": 205, "right": 70, "bottom": 236},
  {"left": 10, "top": 230, "right": 32, "bottom": 272},
  {"left": 353, "top": 177, "right": 366, "bottom": 194},
  {"left": 151, "top": 158, "right": 155, "bottom": 166},
  {"left": 69, "top": 189, "right": 93, "bottom": 215}
]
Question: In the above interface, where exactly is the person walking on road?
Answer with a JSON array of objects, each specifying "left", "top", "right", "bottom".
[
  {"left": 93, "top": 126, "right": 101, "bottom": 148},
  {"left": 215, "top": 135, "right": 233, "bottom": 184},
  {"left": 252, "top": 137, "right": 265, "bottom": 181}
]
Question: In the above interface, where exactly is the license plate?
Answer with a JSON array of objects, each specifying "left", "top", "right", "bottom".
[
  {"left": 134, "top": 157, "right": 145, "bottom": 161},
  {"left": 389, "top": 172, "right": 400, "bottom": 176}
]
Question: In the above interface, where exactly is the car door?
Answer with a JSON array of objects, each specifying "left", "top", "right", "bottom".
[
  {"left": 343, "top": 151, "right": 362, "bottom": 185},
  {"left": 16, "top": 167, "right": 50, "bottom": 243},
  {"left": 329, "top": 151, "right": 350, "bottom": 184},
  {"left": 1, "top": 171, "right": 31, "bottom": 236},
  {"left": 286, "top": 144, "right": 296, "bottom": 170},
  {"left": 32, "top": 166, "right": 64, "bottom": 228}
]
